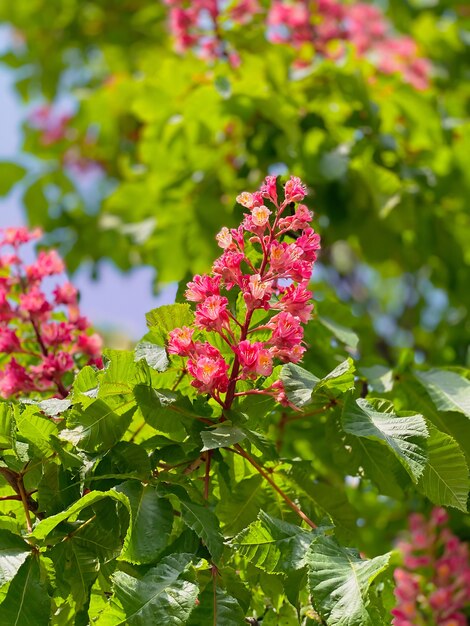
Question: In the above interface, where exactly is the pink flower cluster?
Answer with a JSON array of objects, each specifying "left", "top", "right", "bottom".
[
  {"left": 28, "top": 105, "right": 102, "bottom": 175},
  {"left": 167, "top": 175, "right": 320, "bottom": 409},
  {"left": 393, "top": 508, "right": 470, "bottom": 626},
  {"left": 0, "top": 227, "right": 102, "bottom": 399},
  {"left": 164, "top": 0, "right": 430, "bottom": 89},
  {"left": 267, "top": 0, "right": 430, "bottom": 89},
  {"left": 163, "top": 0, "right": 258, "bottom": 64}
]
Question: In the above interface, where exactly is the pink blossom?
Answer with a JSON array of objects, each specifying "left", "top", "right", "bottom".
[
  {"left": 216, "top": 227, "right": 233, "bottom": 250},
  {"left": 0, "top": 289, "right": 13, "bottom": 321},
  {"left": 187, "top": 353, "right": 229, "bottom": 394},
  {"left": 212, "top": 251, "right": 244, "bottom": 288},
  {"left": 229, "top": 0, "right": 260, "bottom": 24},
  {"left": 296, "top": 227, "right": 321, "bottom": 262},
  {"left": 276, "top": 283, "right": 313, "bottom": 323},
  {"left": 268, "top": 311, "right": 304, "bottom": 349},
  {"left": 260, "top": 175, "right": 278, "bottom": 204},
  {"left": 77, "top": 333, "right": 103, "bottom": 358},
  {"left": 26, "top": 249, "right": 65, "bottom": 281},
  {"left": 195, "top": 295, "right": 230, "bottom": 332},
  {"left": 19, "top": 287, "right": 52, "bottom": 317},
  {"left": 284, "top": 175, "right": 307, "bottom": 203},
  {"left": 251, "top": 205, "right": 272, "bottom": 228},
  {"left": 1, "top": 227, "right": 42, "bottom": 247},
  {"left": 243, "top": 274, "right": 272, "bottom": 309},
  {"left": 269, "top": 241, "right": 302, "bottom": 274},
  {"left": 41, "top": 323, "right": 74, "bottom": 347},
  {"left": 0, "top": 327, "right": 21, "bottom": 353},
  {"left": 185, "top": 274, "right": 221, "bottom": 302},
  {"left": 54, "top": 282, "right": 78, "bottom": 305},
  {"left": 236, "top": 340, "right": 273, "bottom": 377},
  {"left": 168, "top": 326, "right": 195, "bottom": 356},
  {"left": 0, "top": 359, "right": 34, "bottom": 398},
  {"left": 32, "top": 352, "right": 74, "bottom": 381},
  {"left": 167, "top": 174, "right": 317, "bottom": 404}
]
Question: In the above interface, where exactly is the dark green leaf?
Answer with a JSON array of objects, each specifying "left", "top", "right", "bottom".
[
  {"left": 116, "top": 482, "right": 173, "bottom": 564},
  {"left": 96, "top": 554, "right": 198, "bottom": 625},
  {"left": 231, "top": 511, "right": 314, "bottom": 574}
]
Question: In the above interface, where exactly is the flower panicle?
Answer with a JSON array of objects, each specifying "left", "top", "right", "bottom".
[
  {"left": 0, "top": 227, "right": 103, "bottom": 399},
  {"left": 167, "top": 174, "right": 320, "bottom": 409},
  {"left": 393, "top": 508, "right": 470, "bottom": 626}
]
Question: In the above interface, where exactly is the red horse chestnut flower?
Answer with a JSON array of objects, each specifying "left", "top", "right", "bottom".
[{"left": 167, "top": 174, "right": 320, "bottom": 408}]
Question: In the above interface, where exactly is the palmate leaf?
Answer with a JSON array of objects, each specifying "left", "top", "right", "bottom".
[
  {"left": 415, "top": 369, "right": 470, "bottom": 418},
  {"left": 0, "top": 555, "right": 51, "bottom": 625},
  {"left": 96, "top": 554, "right": 198, "bottom": 626},
  {"left": 231, "top": 511, "right": 314, "bottom": 574},
  {"left": 60, "top": 400, "right": 136, "bottom": 453},
  {"left": 417, "top": 426, "right": 470, "bottom": 511},
  {"left": 307, "top": 536, "right": 391, "bottom": 626},
  {"left": 342, "top": 397, "right": 428, "bottom": 482},
  {"left": 116, "top": 481, "right": 173, "bottom": 564}
]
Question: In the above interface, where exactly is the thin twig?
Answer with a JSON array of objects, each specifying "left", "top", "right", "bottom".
[
  {"left": 229, "top": 445, "right": 316, "bottom": 529},
  {"left": 204, "top": 451, "right": 212, "bottom": 500},
  {"left": 17, "top": 476, "right": 32, "bottom": 532}
]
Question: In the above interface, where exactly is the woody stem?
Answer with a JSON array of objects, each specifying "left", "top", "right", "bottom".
[{"left": 230, "top": 444, "right": 316, "bottom": 530}]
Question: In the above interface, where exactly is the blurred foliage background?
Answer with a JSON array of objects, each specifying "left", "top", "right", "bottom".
[{"left": 0, "top": 0, "right": 468, "bottom": 372}]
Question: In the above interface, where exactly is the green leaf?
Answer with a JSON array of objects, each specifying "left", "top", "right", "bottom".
[
  {"left": 96, "top": 554, "right": 198, "bottom": 626},
  {"left": 179, "top": 499, "right": 224, "bottom": 563},
  {"left": 133, "top": 385, "right": 187, "bottom": 437},
  {"left": 0, "top": 530, "right": 31, "bottom": 587},
  {"left": 116, "top": 482, "right": 173, "bottom": 564},
  {"left": 217, "top": 475, "right": 266, "bottom": 534},
  {"left": 145, "top": 303, "right": 194, "bottom": 343},
  {"left": 134, "top": 341, "right": 169, "bottom": 372},
  {"left": 280, "top": 360, "right": 355, "bottom": 407},
  {"left": 60, "top": 400, "right": 136, "bottom": 453},
  {"left": 307, "top": 536, "right": 391, "bottom": 626},
  {"left": 15, "top": 406, "right": 58, "bottom": 456},
  {"left": 0, "top": 404, "right": 13, "bottom": 450},
  {"left": 417, "top": 426, "right": 470, "bottom": 511},
  {"left": 317, "top": 316, "right": 359, "bottom": 351},
  {"left": 200, "top": 423, "right": 246, "bottom": 451},
  {"left": 342, "top": 397, "right": 428, "bottom": 482},
  {"left": 0, "top": 162, "right": 26, "bottom": 196},
  {"left": 187, "top": 587, "right": 245, "bottom": 626},
  {"left": 317, "top": 359, "right": 356, "bottom": 394},
  {"left": 415, "top": 369, "right": 470, "bottom": 418},
  {"left": 280, "top": 364, "right": 319, "bottom": 407},
  {"left": 32, "top": 489, "right": 131, "bottom": 542},
  {"left": 231, "top": 511, "right": 314, "bottom": 574},
  {"left": 0, "top": 555, "right": 51, "bottom": 625}
]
